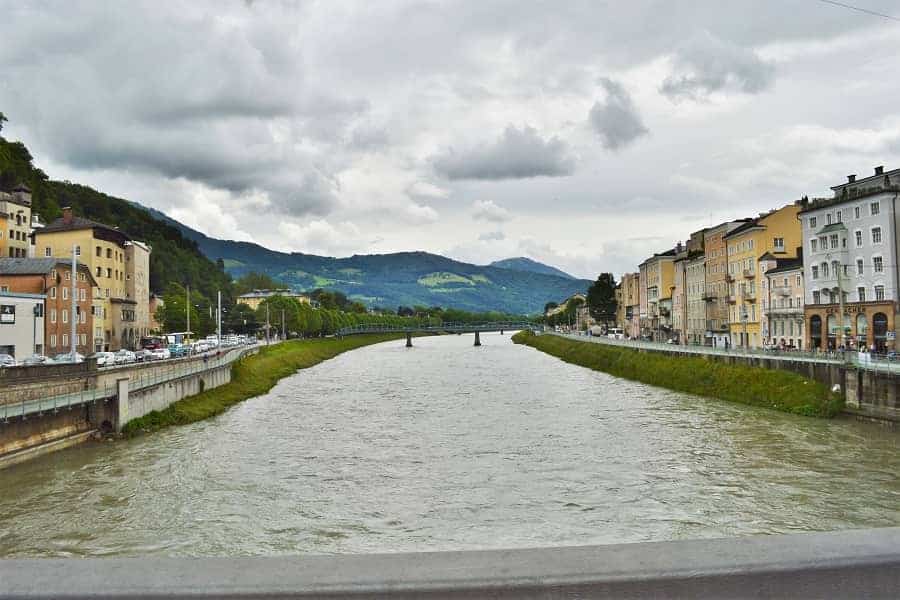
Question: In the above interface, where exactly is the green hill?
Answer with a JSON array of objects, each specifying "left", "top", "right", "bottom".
[
  {"left": 489, "top": 256, "right": 575, "bottom": 279},
  {"left": 149, "top": 209, "right": 590, "bottom": 314}
]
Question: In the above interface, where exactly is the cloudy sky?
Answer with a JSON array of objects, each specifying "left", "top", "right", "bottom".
[{"left": 2, "top": 1, "right": 900, "bottom": 278}]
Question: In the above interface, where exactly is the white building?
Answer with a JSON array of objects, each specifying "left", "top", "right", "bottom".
[
  {"left": 0, "top": 291, "right": 46, "bottom": 359},
  {"left": 799, "top": 166, "right": 899, "bottom": 351}
]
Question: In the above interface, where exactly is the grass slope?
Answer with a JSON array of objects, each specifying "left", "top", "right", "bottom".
[
  {"left": 513, "top": 331, "right": 843, "bottom": 417},
  {"left": 122, "top": 334, "right": 403, "bottom": 436}
]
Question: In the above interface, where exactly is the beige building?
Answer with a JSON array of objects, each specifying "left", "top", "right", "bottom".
[
  {"left": 34, "top": 207, "right": 151, "bottom": 351},
  {"left": 0, "top": 184, "right": 33, "bottom": 258},
  {"left": 125, "top": 240, "right": 152, "bottom": 342},
  {"left": 639, "top": 249, "right": 676, "bottom": 341},
  {"left": 618, "top": 272, "right": 640, "bottom": 338},
  {"left": 685, "top": 253, "right": 707, "bottom": 345},
  {"left": 761, "top": 254, "right": 804, "bottom": 349},
  {"left": 703, "top": 220, "right": 751, "bottom": 347}
]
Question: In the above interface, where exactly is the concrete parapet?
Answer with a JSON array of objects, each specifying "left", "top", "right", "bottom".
[{"left": 0, "top": 527, "right": 897, "bottom": 598}]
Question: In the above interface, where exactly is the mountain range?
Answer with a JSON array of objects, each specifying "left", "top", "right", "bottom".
[{"left": 149, "top": 209, "right": 589, "bottom": 315}]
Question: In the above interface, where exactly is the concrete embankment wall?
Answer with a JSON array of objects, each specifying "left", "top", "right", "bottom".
[
  {"left": 0, "top": 347, "right": 257, "bottom": 468},
  {"left": 114, "top": 361, "right": 233, "bottom": 431}
]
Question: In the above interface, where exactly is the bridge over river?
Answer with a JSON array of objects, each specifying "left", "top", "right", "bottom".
[{"left": 336, "top": 321, "right": 539, "bottom": 347}]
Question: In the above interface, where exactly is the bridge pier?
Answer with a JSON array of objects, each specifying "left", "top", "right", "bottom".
[
  {"left": 406, "top": 332, "right": 413, "bottom": 348},
  {"left": 474, "top": 331, "right": 481, "bottom": 347}
]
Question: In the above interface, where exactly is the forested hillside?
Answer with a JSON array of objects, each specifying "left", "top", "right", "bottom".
[{"left": 0, "top": 116, "right": 233, "bottom": 304}]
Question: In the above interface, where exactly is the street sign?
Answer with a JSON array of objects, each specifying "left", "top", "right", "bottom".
[
  {"left": 887, "top": 331, "right": 896, "bottom": 341},
  {"left": 0, "top": 304, "right": 15, "bottom": 324}
]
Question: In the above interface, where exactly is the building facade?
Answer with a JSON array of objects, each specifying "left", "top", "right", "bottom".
[
  {"left": 725, "top": 203, "right": 802, "bottom": 348},
  {"left": 0, "top": 185, "right": 33, "bottom": 258},
  {"left": 620, "top": 272, "right": 640, "bottom": 338},
  {"left": 703, "top": 221, "right": 749, "bottom": 347},
  {"left": 237, "top": 289, "right": 311, "bottom": 310},
  {"left": 0, "top": 258, "right": 98, "bottom": 356},
  {"left": 799, "top": 167, "right": 899, "bottom": 352},
  {"left": 639, "top": 249, "right": 676, "bottom": 341},
  {"left": 0, "top": 291, "right": 45, "bottom": 359},
  {"left": 685, "top": 253, "right": 707, "bottom": 345},
  {"left": 761, "top": 254, "right": 804, "bottom": 349},
  {"left": 34, "top": 207, "right": 152, "bottom": 351},
  {"left": 125, "top": 240, "right": 151, "bottom": 343}
]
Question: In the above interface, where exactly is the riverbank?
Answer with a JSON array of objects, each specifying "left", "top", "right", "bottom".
[
  {"left": 122, "top": 334, "right": 404, "bottom": 436},
  {"left": 512, "top": 331, "right": 843, "bottom": 417}
]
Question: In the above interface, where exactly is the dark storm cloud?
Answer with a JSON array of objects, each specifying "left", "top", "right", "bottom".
[
  {"left": 660, "top": 32, "right": 776, "bottom": 101},
  {"left": 588, "top": 79, "right": 648, "bottom": 151},
  {"left": 432, "top": 126, "right": 575, "bottom": 180}
]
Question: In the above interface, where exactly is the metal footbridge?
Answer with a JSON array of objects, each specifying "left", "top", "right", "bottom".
[{"left": 336, "top": 321, "right": 539, "bottom": 346}]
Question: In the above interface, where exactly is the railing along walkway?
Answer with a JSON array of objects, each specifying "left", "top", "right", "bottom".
[
  {"left": 549, "top": 331, "right": 900, "bottom": 373},
  {"left": 0, "top": 345, "right": 258, "bottom": 422},
  {"left": 337, "top": 321, "right": 537, "bottom": 336}
]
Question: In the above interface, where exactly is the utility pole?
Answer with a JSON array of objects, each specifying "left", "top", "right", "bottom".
[
  {"left": 836, "top": 258, "right": 846, "bottom": 351},
  {"left": 281, "top": 309, "right": 285, "bottom": 340},
  {"left": 186, "top": 285, "right": 190, "bottom": 341},
  {"left": 71, "top": 244, "right": 77, "bottom": 357},
  {"left": 265, "top": 302, "right": 270, "bottom": 345},
  {"left": 217, "top": 290, "right": 222, "bottom": 345}
]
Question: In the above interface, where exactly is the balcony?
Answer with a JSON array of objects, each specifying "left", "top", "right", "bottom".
[
  {"left": 772, "top": 285, "right": 791, "bottom": 297},
  {"left": 725, "top": 274, "right": 735, "bottom": 283},
  {"left": 702, "top": 289, "right": 717, "bottom": 301},
  {"left": 742, "top": 269, "right": 755, "bottom": 279},
  {"left": 728, "top": 294, "right": 737, "bottom": 304},
  {"left": 744, "top": 288, "right": 756, "bottom": 302},
  {"left": 766, "top": 306, "right": 803, "bottom": 317}
]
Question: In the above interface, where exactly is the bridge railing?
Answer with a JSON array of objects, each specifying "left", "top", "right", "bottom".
[{"left": 1, "top": 527, "right": 897, "bottom": 598}]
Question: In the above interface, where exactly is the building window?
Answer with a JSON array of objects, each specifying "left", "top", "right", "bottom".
[
  {"left": 819, "top": 236, "right": 827, "bottom": 248},
  {"left": 809, "top": 217, "right": 817, "bottom": 229},
  {"left": 62, "top": 334, "right": 68, "bottom": 347},
  {"left": 812, "top": 291, "right": 820, "bottom": 304},
  {"left": 106, "top": 268, "right": 112, "bottom": 278},
  {"left": 50, "top": 334, "right": 57, "bottom": 347},
  {"left": 811, "top": 265, "right": 819, "bottom": 279},
  {"left": 65, "top": 271, "right": 70, "bottom": 281},
  {"left": 858, "top": 287, "right": 866, "bottom": 302},
  {"left": 854, "top": 206, "right": 860, "bottom": 219},
  {"left": 822, "top": 262, "right": 829, "bottom": 277},
  {"left": 96, "top": 266, "right": 101, "bottom": 277},
  {"left": 50, "top": 309, "right": 57, "bottom": 323},
  {"left": 857, "top": 259, "right": 864, "bottom": 275},
  {"left": 855, "top": 230, "right": 863, "bottom": 247},
  {"left": 830, "top": 234, "right": 839, "bottom": 249},
  {"left": 872, "top": 227, "right": 882, "bottom": 244},
  {"left": 106, "top": 248, "right": 112, "bottom": 259},
  {"left": 62, "top": 287, "right": 68, "bottom": 300},
  {"left": 827, "top": 213, "right": 832, "bottom": 225},
  {"left": 96, "top": 246, "right": 102, "bottom": 257},
  {"left": 811, "top": 239, "right": 818, "bottom": 252},
  {"left": 49, "top": 287, "right": 56, "bottom": 299},
  {"left": 875, "top": 285, "right": 885, "bottom": 301},
  {"left": 62, "top": 309, "right": 68, "bottom": 323},
  {"left": 836, "top": 210, "right": 842, "bottom": 222},
  {"left": 774, "top": 237, "right": 784, "bottom": 250},
  {"left": 874, "top": 256, "right": 884, "bottom": 273},
  {"left": 871, "top": 201, "right": 880, "bottom": 216}
]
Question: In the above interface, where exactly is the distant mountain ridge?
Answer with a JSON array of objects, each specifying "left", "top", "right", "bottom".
[
  {"left": 146, "top": 208, "right": 589, "bottom": 314},
  {"left": 489, "top": 256, "right": 575, "bottom": 279}
]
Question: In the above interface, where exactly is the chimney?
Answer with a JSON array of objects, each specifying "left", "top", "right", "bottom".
[
  {"left": 62, "top": 206, "right": 73, "bottom": 224},
  {"left": 875, "top": 165, "right": 884, "bottom": 176},
  {"left": 847, "top": 174, "right": 856, "bottom": 183}
]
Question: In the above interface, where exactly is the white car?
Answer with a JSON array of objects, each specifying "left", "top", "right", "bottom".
[
  {"left": 150, "top": 348, "right": 171, "bottom": 360},
  {"left": 53, "top": 352, "right": 85, "bottom": 364},
  {"left": 0, "top": 354, "right": 16, "bottom": 368},
  {"left": 114, "top": 350, "right": 136, "bottom": 365},
  {"left": 90, "top": 351, "right": 116, "bottom": 367}
]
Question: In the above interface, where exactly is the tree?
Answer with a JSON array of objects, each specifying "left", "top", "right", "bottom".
[
  {"left": 544, "top": 301, "right": 558, "bottom": 314},
  {"left": 587, "top": 273, "right": 618, "bottom": 326},
  {"left": 0, "top": 112, "right": 6, "bottom": 133},
  {"left": 234, "top": 272, "right": 284, "bottom": 295}
]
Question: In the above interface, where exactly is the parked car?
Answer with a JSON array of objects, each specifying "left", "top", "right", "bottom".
[
  {"left": 52, "top": 352, "right": 85, "bottom": 364},
  {"left": 89, "top": 351, "right": 116, "bottom": 367},
  {"left": 150, "top": 347, "right": 171, "bottom": 360},
  {"left": 0, "top": 354, "right": 17, "bottom": 368},
  {"left": 134, "top": 349, "right": 153, "bottom": 363},
  {"left": 114, "top": 350, "right": 136, "bottom": 365},
  {"left": 22, "top": 354, "right": 51, "bottom": 366}
]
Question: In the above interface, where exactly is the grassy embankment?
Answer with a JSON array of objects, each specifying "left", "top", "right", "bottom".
[
  {"left": 513, "top": 331, "right": 843, "bottom": 417},
  {"left": 122, "top": 334, "right": 404, "bottom": 436}
]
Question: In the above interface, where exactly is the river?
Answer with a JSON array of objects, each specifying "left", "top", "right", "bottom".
[{"left": 0, "top": 333, "right": 898, "bottom": 557}]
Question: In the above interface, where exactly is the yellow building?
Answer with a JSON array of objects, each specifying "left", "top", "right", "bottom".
[
  {"left": 34, "top": 207, "right": 151, "bottom": 351},
  {"left": 0, "top": 185, "right": 33, "bottom": 258},
  {"left": 639, "top": 249, "right": 676, "bottom": 340},
  {"left": 725, "top": 202, "right": 802, "bottom": 348}
]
